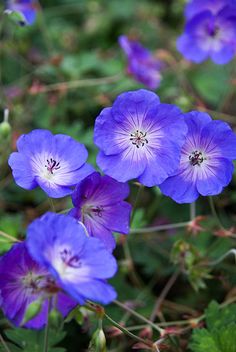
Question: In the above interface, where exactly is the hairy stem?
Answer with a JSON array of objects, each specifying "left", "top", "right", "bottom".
[
  {"left": 0, "top": 334, "right": 11, "bottom": 352},
  {"left": 131, "top": 221, "right": 189, "bottom": 234},
  {"left": 0, "top": 230, "right": 21, "bottom": 243},
  {"left": 114, "top": 300, "right": 164, "bottom": 334},
  {"left": 150, "top": 271, "right": 180, "bottom": 322},
  {"left": 104, "top": 313, "right": 153, "bottom": 349},
  {"left": 209, "top": 196, "right": 224, "bottom": 229}
]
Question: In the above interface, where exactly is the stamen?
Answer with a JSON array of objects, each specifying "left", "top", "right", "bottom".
[
  {"left": 60, "top": 249, "right": 81, "bottom": 268},
  {"left": 82, "top": 205, "right": 104, "bottom": 219},
  {"left": 91, "top": 206, "right": 104, "bottom": 217},
  {"left": 189, "top": 150, "right": 205, "bottom": 166},
  {"left": 45, "top": 158, "right": 61, "bottom": 174},
  {"left": 130, "top": 130, "right": 148, "bottom": 148}
]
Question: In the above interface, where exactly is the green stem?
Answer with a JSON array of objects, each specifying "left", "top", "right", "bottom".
[
  {"left": 190, "top": 202, "right": 196, "bottom": 221},
  {"left": 209, "top": 196, "right": 224, "bottom": 229},
  {"left": 0, "top": 230, "right": 21, "bottom": 243},
  {"left": 149, "top": 271, "right": 180, "bottom": 322},
  {"left": 123, "top": 184, "right": 145, "bottom": 287},
  {"left": 130, "top": 184, "right": 144, "bottom": 223},
  {"left": 48, "top": 198, "right": 55, "bottom": 212},
  {"left": 205, "top": 249, "right": 236, "bottom": 267},
  {"left": 43, "top": 300, "right": 51, "bottom": 352},
  {"left": 0, "top": 334, "right": 11, "bottom": 352},
  {"left": 131, "top": 221, "right": 189, "bottom": 234},
  {"left": 104, "top": 313, "right": 153, "bottom": 349},
  {"left": 114, "top": 300, "right": 164, "bottom": 334},
  {"left": 31, "top": 73, "right": 122, "bottom": 94}
]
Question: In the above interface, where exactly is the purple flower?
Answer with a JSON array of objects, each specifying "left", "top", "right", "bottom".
[
  {"left": 159, "top": 111, "right": 236, "bottom": 203},
  {"left": 8, "top": 129, "right": 94, "bottom": 198},
  {"left": 69, "top": 172, "right": 132, "bottom": 252},
  {"left": 94, "top": 89, "right": 187, "bottom": 187},
  {"left": 5, "top": 0, "right": 38, "bottom": 26},
  {"left": 119, "top": 35, "right": 163, "bottom": 90},
  {"left": 185, "top": 0, "right": 233, "bottom": 20},
  {"left": 177, "top": 5, "right": 236, "bottom": 64},
  {"left": 0, "top": 242, "right": 76, "bottom": 328},
  {"left": 26, "top": 212, "right": 117, "bottom": 305}
]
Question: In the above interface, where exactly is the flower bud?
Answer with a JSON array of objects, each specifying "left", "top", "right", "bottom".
[
  {"left": 89, "top": 326, "right": 107, "bottom": 352},
  {"left": 21, "top": 299, "right": 42, "bottom": 326},
  {"left": 49, "top": 308, "right": 63, "bottom": 328},
  {"left": 0, "top": 121, "right": 11, "bottom": 138},
  {"left": 0, "top": 109, "right": 11, "bottom": 139}
]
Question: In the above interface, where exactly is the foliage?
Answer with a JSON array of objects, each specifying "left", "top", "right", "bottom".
[
  {"left": 190, "top": 301, "right": 236, "bottom": 352},
  {"left": 0, "top": 328, "right": 66, "bottom": 352}
]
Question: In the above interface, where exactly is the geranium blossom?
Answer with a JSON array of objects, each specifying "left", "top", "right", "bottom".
[
  {"left": 0, "top": 242, "right": 76, "bottom": 328},
  {"left": 94, "top": 89, "right": 187, "bottom": 187},
  {"left": 5, "top": 0, "right": 38, "bottom": 25},
  {"left": 177, "top": 3, "right": 236, "bottom": 64},
  {"left": 26, "top": 212, "right": 117, "bottom": 305},
  {"left": 69, "top": 172, "right": 132, "bottom": 252},
  {"left": 119, "top": 35, "right": 163, "bottom": 89},
  {"left": 159, "top": 111, "right": 236, "bottom": 203},
  {"left": 185, "top": 0, "right": 234, "bottom": 20},
  {"left": 8, "top": 129, "right": 94, "bottom": 198}
]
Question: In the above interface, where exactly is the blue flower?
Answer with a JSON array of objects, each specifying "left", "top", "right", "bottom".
[
  {"left": 119, "top": 35, "right": 163, "bottom": 90},
  {"left": 69, "top": 172, "right": 132, "bottom": 252},
  {"left": 8, "top": 129, "right": 94, "bottom": 198},
  {"left": 159, "top": 111, "right": 236, "bottom": 203},
  {"left": 94, "top": 89, "right": 187, "bottom": 187},
  {"left": 177, "top": 2, "right": 236, "bottom": 64},
  {"left": 184, "top": 0, "right": 234, "bottom": 20},
  {"left": 0, "top": 242, "right": 76, "bottom": 328},
  {"left": 5, "top": 0, "right": 38, "bottom": 26},
  {"left": 26, "top": 212, "right": 117, "bottom": 305}
]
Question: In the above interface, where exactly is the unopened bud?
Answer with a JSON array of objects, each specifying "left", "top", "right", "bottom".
[
  {"left": 0, "top": 109, "right": 11, "bottom": 138},
  {"left": 89, "top": 327, "right": 107, "bottom": 352},
  {"left": 21, "top": 299, "right": 42, "bottom": 326},
  {"left": 49, "top": 308, "right": 63, "bottom": 328}
]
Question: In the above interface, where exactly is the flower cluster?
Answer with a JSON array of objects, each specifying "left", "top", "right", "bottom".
[
  {"left": 177, "top": 0, "right": 236, "bottom": 64},
  {"left": 5, "top": 0, "right": 38, "bottom": 26},
  {"left": 119, "top": 35, "right": 163, "bottom": 89},
  {"left": 0, "top": 213, "right": 117, "bottom": 328},
  {"left": 4, "top": 88, "right": 236, "bottom": 329}
]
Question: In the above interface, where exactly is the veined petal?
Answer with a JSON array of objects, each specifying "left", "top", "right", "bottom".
[
  {"left": 196, "top": 157, "right": 234, "bottom": 196},
  {"left": 96, "top": 149, "right": 147, "bottom": 182}
]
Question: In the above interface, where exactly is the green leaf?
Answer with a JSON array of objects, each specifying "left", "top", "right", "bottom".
[
  {"left": 206, "top": 301, "right": 236, "bottom": 331},
  {"left": 190, "top": 329, "right": 220, "bottom": 352},
  {"left": 5, "top": 328, "right": 66, "bottom": 352},
  {"left": 189, "top": 62, "right": 232, "bottom": 107},
  {"left": 190, "top": 301, "right": 236, "bottom": 352}
]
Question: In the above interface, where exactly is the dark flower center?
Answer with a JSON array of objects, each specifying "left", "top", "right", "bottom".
[
  {"left": 207, "top": 23, "right": 220, "bottom": 38},
  {"left": 82, "top": 205, "right": 104, "bottom": 219},
  {"left": 60, "top": 249, "right": 81, "bottom": 268},
  {"left": 91, "top": 206, "right": 104, "bottom": 217},
  {"left": 189, "top": 150, "right": 205, "bottom": 166},
  {"left": 21, "top": 271, "right": 44, "bottom": 294},
  {"left": 130, "top": 130, "right": 148, "bottom": 148},
  {"left": 45, "top": 158, "right": 60, "bottom": 174}
]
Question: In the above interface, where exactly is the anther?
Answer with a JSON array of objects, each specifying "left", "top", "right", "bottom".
[
  {"left": 189, "top": 150, "right": 205, "bottom": 166},
  {"left": 130, "top": 130, "right": 148, "bottom": 148},
  {"left": 45, "top": 158, "right": 61, "bottom": 174}
]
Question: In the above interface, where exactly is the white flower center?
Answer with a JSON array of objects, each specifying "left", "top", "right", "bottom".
[
  {"left": 189, "top": 150, "right": 206, "bottom": 166},
  {"left": 130, "top": 130, "right": 148, "bottom": 148}
]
